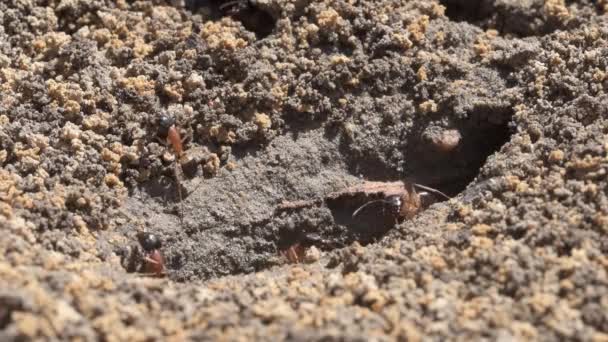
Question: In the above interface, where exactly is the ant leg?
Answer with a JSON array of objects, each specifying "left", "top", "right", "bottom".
[
  {"left": 143, "top": 256, "right": 159, "bottom": 265},
  {"left": 291, "top": 246, "right": 300, "bottom": 264},
  {"left": 174, "top": 161, "right": 184, "bottom": 225}
]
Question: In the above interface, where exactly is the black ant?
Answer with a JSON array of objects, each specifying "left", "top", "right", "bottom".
[{"left": 138, "top": 232, "right": 165, "bottom": 277}]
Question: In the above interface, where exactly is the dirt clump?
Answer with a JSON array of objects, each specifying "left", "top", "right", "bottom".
[{"left": 1, "top": 0, "right": 608, "bottom": 340}]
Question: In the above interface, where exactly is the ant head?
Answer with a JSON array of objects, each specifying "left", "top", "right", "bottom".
[
  {"left": 158, "top": 115, "right": 175, "bottom": 138},
  {"left": 159, "top": 115, "right": 175, "bottom": 130},
  {"left": 385, "top": 195, "right": 402, "bottom": 208},
  {"left": 138, "top": 232, "right": 162, "bottom": 252},
  {"left": 385, "top": 195, "right": 402, "bottom": 215}
]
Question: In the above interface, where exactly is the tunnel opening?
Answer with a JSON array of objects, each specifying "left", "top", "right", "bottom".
[
  {"left": 438, "top": 0, "right": 575, "bottom": 37},
  {"left": 405, "top": 105, "right": 514, "bottom": 196},
  {"left": 119, "top": 105, "right": 515, "bottom": 282},
  {"left": 440, "top": 0, "right": 494, "bottom": 24},
  {"left": 186, "top": 0, "right": 277, "bottom": 39}
]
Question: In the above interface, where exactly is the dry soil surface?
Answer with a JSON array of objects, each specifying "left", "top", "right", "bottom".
[{"left": 1, "top": 0, "right": 608, "bottom": 340}]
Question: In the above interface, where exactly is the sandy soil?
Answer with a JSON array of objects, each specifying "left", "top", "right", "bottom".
[{"left": 1, "top": 0, "right": 608, "bottom": 340}]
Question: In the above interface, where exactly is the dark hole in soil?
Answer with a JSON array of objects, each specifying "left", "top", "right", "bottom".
[
  {"left": 0, "top": 295, "right": 25, "bottom": 329},
  {"left": 309, "top": 106, "right": 515, "bottom": 249},
  {"left": 187, "top": 0, "right": 276, "bottom": 39},
  {"left": 439, "top": 0, "right": 576, "bottom": 37},
  {"left": 324, "top": 190, "right": 446, "bottom": 245},
  {"left": 405, "top": 106, "right": 514, "bottom": 196},
  {"left": 328, "top": 194, "right": 399, "bottom": 244},
  {"left": 440, "top": 0, "right": 494, "bottom": 24}
]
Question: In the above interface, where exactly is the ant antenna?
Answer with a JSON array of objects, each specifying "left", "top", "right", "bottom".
[
  {"left": 352, "top": 199, "right": 392, "bottom": 218},
  {"left": 219, "top": 0, "right": 246, "bottom": 12},
  {"left": 174, "top": 163, "right": 184, "bottom": 225},
  {"left": 413, "top": 183, "right": 450, "bottom": 200}
]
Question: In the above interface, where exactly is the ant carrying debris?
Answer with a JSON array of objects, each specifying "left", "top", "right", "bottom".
[
  {"left": 138, "top": 232, "right": 165, "bottom": 277},
  {"left": 277, "top": 180, "right": 451, "bottom": 225},
  {"left": 274, "top": 181, "right": 450, "bottom": 256},
  {"left": 351, "top": 182, "right": 451, "bottom": 223}
]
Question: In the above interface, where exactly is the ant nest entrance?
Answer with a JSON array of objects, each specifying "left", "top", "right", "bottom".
[
  {"left": 277, "top": 109, "right": 514, "bottom": 261},
  {"left": 274, "top": 180, "right": 453, "bottom": 263},
  {"left": 122, "top": 106, "right": 514, "bottom": 278}
]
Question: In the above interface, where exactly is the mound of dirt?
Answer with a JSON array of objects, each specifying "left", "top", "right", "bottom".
[{"left": 1, "top": 0, "right": 608, "bottom": 340}]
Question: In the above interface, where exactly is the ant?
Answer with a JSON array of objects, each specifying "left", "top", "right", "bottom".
[
  {"left": 159, "top": 115, "right": 184, "bottom": 158},
  {"left": 280, "top": 243, "right": 307, "bottom": 264},
  {"left": 157, "top": 115, "right": 188, "bottom": 224},
  {"left": 138, "top": 232, "right": 165, "bottom": 277},
  {"left": 279, "top": 233, "right": 326, "bottom": 264},
  {"left": 352, "top": 183, "right": 450, "bottom": 222}
]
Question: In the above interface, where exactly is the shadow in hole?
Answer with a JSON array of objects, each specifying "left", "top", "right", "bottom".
[
  {"left": 326, "top": 193, "right": 398, "bottom": 245},
  {"left": 440, "top": 0, "right": 494, "bottom": 23},
  {"left": 405, "top": 108, "right": 514, "bottom": 196},
  {"left": 324, "top": 189, "right": 449, "bottom": 246},
  {"left": 186, "top": 0, "right": 277, "bottom": 39}
]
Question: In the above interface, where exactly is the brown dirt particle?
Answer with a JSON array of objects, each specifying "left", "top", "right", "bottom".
[
  {"left": 254, "top": 113, "right": 272, "bottom": 130},
  {"left": 471, "top": 224, "right": 493, "bottom": 236},
  {"left": 544, "top": 0, "right": 571, "bottom": 21},
  {"left": 132, "top": 38, "right": 153, "bottom": 58},
  {"left": 163, "top": 84, "right": 183, "bottom": 102},
  {"left": 61, "top": 122, "right": 81, "bottom": 140},
  {"left": 101, "top": 148, "right": 121, "bottom": 163},
  {"left": 304, "top": 246, "right": 321, "bottom": 263},
  {"left": 549, "top": 149, "right": 565, "bottom": 163},
  {"left": 393, "top": 33, "right": 413, "bottom": 50},
  {"left": 432, "top": 129, "right": 461, "bottom": 152},
  {"left": 104, "top": 174, "right": 122, "bottom": 187},
  {"left": 419, "top": 100, "right": 437, "bottom": 114},
  {"left": 470, "top": 236, "right": 494, "bottom": 249},
  {"left": 417, "top": 66, "right": 427, "bottom": 81},
  {"left": 201, "top": 20, "right": 248, "bottom": 51},
  {"left": 118, "top": 76, "right": 156, "bottom": 97},
  {"left": 225, "top": 162, "right": 237, "bottom": 171},
  {"left": 407, "top": 15, "right": 430, "bottom": 42},
  {"left": 203, "top": 154, "right": 221, "bottom": 175},
  {"left": 209, "top": 125, "right": 236, "bottom": 144},
  {"left": 317, "top": 9, "right": 344, "bottom": 31},
  {"left": 330, "top": 54, "right": 351, "bottom": 65},
  {"left": 184, "top": 73, "right": 204, "bottom": 91}
]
